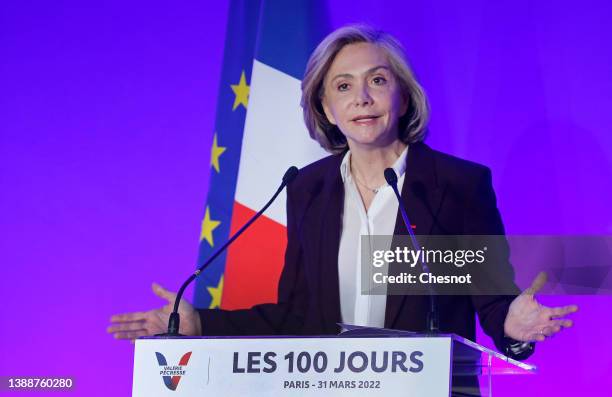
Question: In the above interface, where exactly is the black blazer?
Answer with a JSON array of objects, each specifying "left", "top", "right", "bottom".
[{"left": 199, "top": 142, "right": 523, "bottom": 356}]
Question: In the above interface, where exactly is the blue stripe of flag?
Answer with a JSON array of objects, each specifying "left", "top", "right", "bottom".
[
  {"left": 193, "top": 0, "right": 262, "bottom": 308},
  {"left": 255, "top": 0, "right": 330, "bottom": 80}
]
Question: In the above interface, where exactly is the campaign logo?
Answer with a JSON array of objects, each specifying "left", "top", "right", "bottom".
[{"left": 155, "top": 351, "right": 192, "bottom": 391}]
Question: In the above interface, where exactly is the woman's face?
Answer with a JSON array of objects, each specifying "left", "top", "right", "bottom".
[{"left": 321, "top": 42, "right": 408, "bottom": 151}]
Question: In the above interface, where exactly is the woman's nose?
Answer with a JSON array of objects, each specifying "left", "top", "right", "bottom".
[{"left": 353, "top": 84, "right": 373, "bottom": 106}]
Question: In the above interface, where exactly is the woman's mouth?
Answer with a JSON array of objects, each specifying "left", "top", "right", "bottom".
[{"left": 352, "top": 115, "right": 380, "bottom": 125}]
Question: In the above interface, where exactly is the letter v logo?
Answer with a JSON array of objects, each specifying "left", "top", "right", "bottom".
[{"left": 155, "top": 351, "right": 193, "bottom": 391}]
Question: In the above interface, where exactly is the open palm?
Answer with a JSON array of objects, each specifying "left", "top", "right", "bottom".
[
  {"left": 107, "top": 283, "right": 201, "bottom": 340},
  {"left": 504, "top": 272, "right": 578, "bottom": 342}
]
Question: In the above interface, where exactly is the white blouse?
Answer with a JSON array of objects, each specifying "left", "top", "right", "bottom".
[{"left": 337, "top": 146, "right": 408, "bottom": 327}]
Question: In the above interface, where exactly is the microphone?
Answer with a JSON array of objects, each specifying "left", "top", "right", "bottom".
[
  {"left": 384, "top": 168, "right": 439, "bottom": 334},
  {"left": 157, "top": 166, "right": 300, "bottom": 337}
]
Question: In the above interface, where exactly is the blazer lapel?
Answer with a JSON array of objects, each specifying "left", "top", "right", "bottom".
[
  {"left": 314, "top": 156, "right": 345, "bottom": 333},
  {"left": 385, "top": 143, "right": 445, "bottom": 329}
]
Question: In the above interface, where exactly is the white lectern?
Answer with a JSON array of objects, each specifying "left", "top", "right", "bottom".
[{"left": 133, "top": 327, "right": 535, "bottom": 397}]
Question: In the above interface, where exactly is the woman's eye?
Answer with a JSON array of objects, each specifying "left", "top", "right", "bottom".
[
  {"left": 337, "top": 83, "right": 349, "bottom": 91},
  {"left": 372, "top": 76, "right": 387, "bottom": 85}
]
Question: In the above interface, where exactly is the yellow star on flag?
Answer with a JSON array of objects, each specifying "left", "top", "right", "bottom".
[
  {"left": 207, "top": 275, "right": 224, "bottom": 309},
  {"left": 200, "top": 206, "right": 221, "bottom": 247},
  {"left": 231, "top": 71, "right": 250, "bottom": 110},
  {"left": 210, "top": 133, "right": 226, "bottom": 173}
]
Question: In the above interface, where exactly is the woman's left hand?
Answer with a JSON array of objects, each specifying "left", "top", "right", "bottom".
[{"left": 504, "top": 272, "right": 578, "bottom": 342}]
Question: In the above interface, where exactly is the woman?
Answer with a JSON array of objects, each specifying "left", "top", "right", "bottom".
[{"left": 108, "top": 25, "right": 576, "bottom": 358}]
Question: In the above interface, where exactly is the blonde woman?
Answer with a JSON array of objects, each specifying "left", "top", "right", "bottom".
[{"left": 109, "top": 25, "right": 577, "bottom": 362}]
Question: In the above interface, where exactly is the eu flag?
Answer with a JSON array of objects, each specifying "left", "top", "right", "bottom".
[{"left": 194, "top": 0, "right": 330, "bottom": 310}]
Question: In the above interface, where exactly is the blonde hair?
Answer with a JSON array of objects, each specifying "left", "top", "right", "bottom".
[{"left": 301, "top": 24, "right": 430, "bottom": 153}]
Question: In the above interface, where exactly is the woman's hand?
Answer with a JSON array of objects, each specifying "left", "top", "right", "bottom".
[
  {"left": 504, "top": 272, "right": 578, "bottom": 342},
  {"left": 107, "top": 283, "right": 202, "bottom": 341}
]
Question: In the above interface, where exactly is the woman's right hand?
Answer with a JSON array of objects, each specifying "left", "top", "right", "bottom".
[{"left": 107, "top": 283, "right": 202, "bottom": 341}]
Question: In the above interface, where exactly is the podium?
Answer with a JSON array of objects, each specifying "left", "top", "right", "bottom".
[{"left": 133, "top": 327, "right": 535, "bottom": 397}]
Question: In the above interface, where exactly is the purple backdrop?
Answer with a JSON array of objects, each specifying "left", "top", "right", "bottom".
[{"left": 1, "top": 0, "right": 610, "bottom": 395}]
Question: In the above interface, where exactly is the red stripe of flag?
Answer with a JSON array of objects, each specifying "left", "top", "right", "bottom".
[{"left": 222, "top": 201, "right": 287, "bottom": 309}]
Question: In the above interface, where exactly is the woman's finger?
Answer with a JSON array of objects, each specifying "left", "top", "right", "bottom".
[
  {"left": 107, "top": 321, "right": 146, "bottom": 333},
  {"left": 152, "top": 283, "right": 177, "bottom": 302},
  {"left": 110, "top": 312, "right": 148, "bottom": 323},
  {"left": 527, "top": 331, "right": 546, "bottom": 342},
  {"left": 550, "top": 305, "right": 579, "bottom": 319},
  {"left": 113, "top": 330, "right": 149, "bottom": 340},
  {"left": 524, "top": 272, "right": 547, "bottom": 295},
  {"left": 531, "top": 326, "right": 556, "bottom": 339},
  {"left": 548, "top": 318, "right": 573, "bottom": 329}
]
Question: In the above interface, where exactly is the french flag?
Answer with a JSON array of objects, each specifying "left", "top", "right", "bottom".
[{"left": 194, "top": 0, "right": 329, "bottom": 310}]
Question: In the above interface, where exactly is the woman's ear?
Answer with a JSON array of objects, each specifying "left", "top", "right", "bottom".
[{"left": 321, "top": 96, "right": 337, "bottom": 125}]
